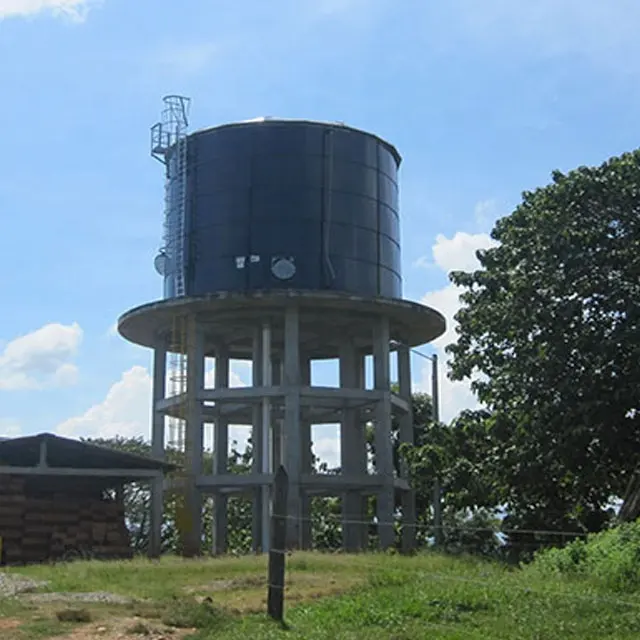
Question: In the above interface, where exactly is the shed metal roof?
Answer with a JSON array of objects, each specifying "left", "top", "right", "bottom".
[{"left": 0, "top": 433, "right": 174, "bottom": 472}]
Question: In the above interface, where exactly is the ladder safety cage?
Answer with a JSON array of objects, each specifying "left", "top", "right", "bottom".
[{"left": 150, "top": 95, "right": 191, "bottom": 299}]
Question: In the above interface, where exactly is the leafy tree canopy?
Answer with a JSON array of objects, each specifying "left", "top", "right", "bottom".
[{"left": 447, "top": 150, "right": 640, "bottom": 533}]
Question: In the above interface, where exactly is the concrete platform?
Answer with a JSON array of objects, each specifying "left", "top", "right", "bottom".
[
  {"left": 159, "top": 385, "right": 411, "bottom": 424},
  {"left": 117, "top": 289, "right": 445, "bottom": 359}
]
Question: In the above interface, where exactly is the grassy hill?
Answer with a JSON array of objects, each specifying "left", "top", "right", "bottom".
[{"left": 1, "top": 545, "right": 640, "bottom": 639}]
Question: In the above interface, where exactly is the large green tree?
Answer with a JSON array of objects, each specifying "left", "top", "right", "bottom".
[{"left": 447, "top": 150, "right": 640, "bottom": 541}]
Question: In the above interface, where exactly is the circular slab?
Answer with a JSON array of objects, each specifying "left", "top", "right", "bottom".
[{"left": 117, "top": 290, "right": 445, "bottom": 358}]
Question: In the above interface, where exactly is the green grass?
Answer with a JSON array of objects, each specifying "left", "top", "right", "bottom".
[
  {"left": 5, "top": 551, "right": 640, "bottom": 639},
  {"left": 190, "top": 554, "right": 640, "bottom": 640},
  {"left": 531, "top": 520, "right": 640, "bottom": 593}
]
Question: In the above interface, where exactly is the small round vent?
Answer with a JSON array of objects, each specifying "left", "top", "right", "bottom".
[{"left": 271, "top": 257, "right": 296, "bottom": 281}]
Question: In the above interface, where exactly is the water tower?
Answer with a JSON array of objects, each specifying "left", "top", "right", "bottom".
[{"left": 117, "top": 96, "right": 445, "bottom": 557}]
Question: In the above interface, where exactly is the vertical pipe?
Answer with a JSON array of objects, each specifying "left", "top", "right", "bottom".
[
  {"left": 322, "top": 128, "right": 336, "bottom": 284},
  {"left": 397, "top": 344, "right": 416, "bottom": 553},
  {"left": 271, "top": 358, "right": 283, "bottom": 469},
  {"left": 299, "top": 354, "right": 313, "bottom": 549},
  {"left": 373, "top": 316, "right": 395, "bottom": 549},
  {"left": 261, "top": 321, "right": 272, "bottom": 553},
  {"left": 251, "top": 329, "right": 263, "bottom": 552},
  {"left": 150, "top": 342, "right": 167, "bottom": 559},
  {"left": 432, "top": 354, "right": 443, "bottom": 547},
  {"left": 356, "top": 351, "right": 369, "bottom": 550},
  {"left": 283, "top": 306, "right": 301, "bottom": 548}
]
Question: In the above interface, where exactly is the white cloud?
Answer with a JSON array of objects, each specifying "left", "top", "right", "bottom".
[
  {"left": 432, "top": 231, "right": 498, "bottom": 274},
  {"left": 415, "top": 231, "right": 497, "bottom": 274},
  {"left": 56, "top": 363, "right": 251, "bottom": 443},
  {"left": 0, "top": 419, "right": 22, "bottom": 439},
  {"left": 0, "top": 0, "right": 98, "bottom": 21},
  {"left": 418, "top": 228, "right": 499, "bottom": 423},
  {"left": 0, "top": 322, "right": 82, "bottom": 390},
  {"left": 52, "top": 362, "right": 80, "bottom": 387},
  {"left": 412, "top": 255, "right": 436, "bottom": 270},
  {"left": 56, "top": 365, "right": 151, "bottom": 440},
  {"left": 312, "top": 427, "right": 340, "bottom": 469}
]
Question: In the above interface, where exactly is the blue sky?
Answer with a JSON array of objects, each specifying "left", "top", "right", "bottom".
[{"left": 1, "top": 0, "right": 640, "bottom": 464}]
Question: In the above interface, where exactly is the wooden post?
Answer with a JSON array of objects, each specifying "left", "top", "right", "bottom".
[
  {"left": 267, "top": 465, "right": 289, "bottom": 622},
  {"left": 432, "top": 354, "right": 444, "bottom": 548}
]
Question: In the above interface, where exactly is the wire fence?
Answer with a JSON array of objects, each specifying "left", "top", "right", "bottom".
[
  {"left": 284, "top": 512, "right": 591, "bottom": 539},
  {"left": 266, "top": 528, "right": 640, "bottom": 615},
  {"left": 265, "top": 546, "right": 640, "bottom": 610},
  {"left": 262, "top": 467, "right": 640, "bottom": 627}
]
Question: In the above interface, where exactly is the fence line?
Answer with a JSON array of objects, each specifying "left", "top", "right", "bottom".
[
  {"left": 281, "top": 512, "right": 591, "bottom": 539},
  {"left": 266, "top": 541, "right": 640, "bottom": 610},
  {"left": 262, "top": 471, "right": 626, "bottom": 623}
]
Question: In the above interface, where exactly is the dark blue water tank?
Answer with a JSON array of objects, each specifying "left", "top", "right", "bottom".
[{"left": 162, "top": 119, "right": 403, "bottom": 299}]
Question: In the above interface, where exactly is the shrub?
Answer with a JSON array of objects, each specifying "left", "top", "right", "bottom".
[
  {"left": 161, "top": 597, "right": 225, "bottom": 629},
  {"left": 531, "top": 520, "right": 640, "bottom": 592}
]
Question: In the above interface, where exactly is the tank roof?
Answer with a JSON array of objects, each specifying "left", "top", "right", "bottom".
[{"left": 189, "top": 117, "right": 402, "bottom": 165}]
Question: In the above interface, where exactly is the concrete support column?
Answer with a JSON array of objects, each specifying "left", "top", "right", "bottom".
[
  {"left": 251, "top": 328, "right": 264, "bottom": 552},
  {"left": 183, "top": 316, "right": 205, "bottom": 557},
  {"left": 299, "top": 354, "right": 313, "bottom": 549},
  {"left": 260, "top": 321, "right": 273, "bottom": 553},
  {"left": 397, "top": 344, "right": 416, "bottom": 553},
  {"left": 340, "top": 342, "right": 366, "bottom": 551},
  {"left": 373, "top": 316, "right": 395, "bottom": 549},
  {"left": 356, "top": 351, "right": 370, "bottom": 550},
  {"left": 283, "top": 306, "right": 302, "bottom": 548},
  {"left": 271, "top": 357, "right": 284, "bottom": 470},
  {"left": 149, "top": 341, "right": 166, "bottom": 559},
  {"left": 212, "top": 346, "right": 229, "bottom": 556}
]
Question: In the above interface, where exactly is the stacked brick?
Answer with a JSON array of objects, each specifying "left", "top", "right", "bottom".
[{"left": 0, "top": 475, "right": 132, "bottom": 565}]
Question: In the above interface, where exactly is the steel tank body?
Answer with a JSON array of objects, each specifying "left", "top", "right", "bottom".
[{"left": 166, "top": 119, "right": 403, "bottom": 299}]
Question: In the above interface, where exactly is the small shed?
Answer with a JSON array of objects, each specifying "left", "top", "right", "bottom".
[{"left": 0, "top": 433, "right": 172, "bottom": 565}]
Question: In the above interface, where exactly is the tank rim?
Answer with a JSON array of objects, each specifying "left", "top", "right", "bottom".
[
  {"left": 188, "top": 118, "right": 402, "bottom": 166},
  {"left": 117, "top": 290, "right": 445, "bottom": 357}
]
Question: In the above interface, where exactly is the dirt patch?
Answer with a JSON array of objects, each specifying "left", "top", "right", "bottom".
[
  {"left": 188, "top": 571, "right": 364, "bottom": 613},
  {"left": 57, "top": 616, "right": 195, "bottom": 640},
  {"left": 22, "top": 591, "right": 134, "bottom": 605},
  {"left": 186, "top": 575, "right": 264, "bottom": 593},
  {"left": 0, "top": 618, "right": 21, "bottom": 631}
]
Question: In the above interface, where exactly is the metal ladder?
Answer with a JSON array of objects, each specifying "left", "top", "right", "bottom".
[
  {"left": 152, "top": 95, "right": 191, "bottom": 299},
  {"left": 167, "top": 135, "right": 188, "bottom": 450},
  {"left": 151, "top": 96, "right": 191, "bottom": 452},
  {"left": 168, "top": 313, "right": 188, "bottom": 451},
  {"left": 172, "top": 135, "right": 188, "bottom": 298}
]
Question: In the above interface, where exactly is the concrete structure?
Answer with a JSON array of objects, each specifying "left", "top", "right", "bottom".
[
  {"left": 119, "top": 99, "right": 446, "bottom": 556},
  {"left": 119, "top": 290, "right": 444, "bottom": 555}
]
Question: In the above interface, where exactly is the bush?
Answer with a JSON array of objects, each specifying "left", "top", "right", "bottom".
[
  {"left": 531, "top": 520, "right": 640, "bottom": 592},
  {"left": 160, "top": 597, "right": 225, "bottom": 629}
]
